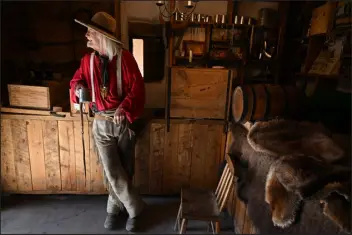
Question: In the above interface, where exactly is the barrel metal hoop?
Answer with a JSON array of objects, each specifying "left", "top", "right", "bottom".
[
  {"left": 250, "top": 85, "right": 257, "bottom": 122},
  {"left": 263, "top": 84, "right": 270, "bottom": 121},
  {"left": 282, "top": 86, "right": 290, "bottom": 117}
]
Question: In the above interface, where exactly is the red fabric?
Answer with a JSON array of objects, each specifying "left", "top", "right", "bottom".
[{"left": 70, "top": 49, "right": 145, "bottom": 123}]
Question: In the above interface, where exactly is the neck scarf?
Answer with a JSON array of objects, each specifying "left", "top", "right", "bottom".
[
  {"left": 95, "top": 51, "right": 109, "bottom": 89},
  {"left": 95, "top": 51, "right": 109, "bottom": 99}
]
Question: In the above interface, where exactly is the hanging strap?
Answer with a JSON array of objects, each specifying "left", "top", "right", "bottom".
[
  {"left": 116, "top": 48, "right": 123, "bottom": 99},
  {"left": 90, "top": 52, "right": 96, "bottom": 103}
]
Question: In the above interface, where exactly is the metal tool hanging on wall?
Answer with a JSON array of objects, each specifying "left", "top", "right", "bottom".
[{"left": 78, "top": 87, "right": 90, "bottom": 185}]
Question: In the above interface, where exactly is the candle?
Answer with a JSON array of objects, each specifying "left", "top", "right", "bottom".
[{"left": 189, "top": 50, "right": 193, "bottom": 63}]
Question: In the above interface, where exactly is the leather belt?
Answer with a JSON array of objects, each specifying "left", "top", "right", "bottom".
[{"left": 94, "top": 114, "right": 114, "bottom": 122}]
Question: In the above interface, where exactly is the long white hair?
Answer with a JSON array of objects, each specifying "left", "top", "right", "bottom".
[{"left": 98, "top": 34, "right": 121, "bottom": 61}]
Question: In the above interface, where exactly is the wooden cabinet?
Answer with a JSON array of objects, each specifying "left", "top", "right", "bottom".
[
  {"left": 166, "top": 67, "right": 237, "bottom": 132},
  {"left": 310, "top": 2, "right": 337, "bottom": 36},
  {"left": 169, "top": 68, "right": 233, "bottom": 119}
]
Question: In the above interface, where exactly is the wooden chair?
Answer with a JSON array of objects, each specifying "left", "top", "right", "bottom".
[{"left": 174, "top": 153, "right": 235, "bottom": 234}]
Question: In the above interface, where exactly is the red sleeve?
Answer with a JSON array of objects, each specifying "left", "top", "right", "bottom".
[
  {"left": 119, "top": 50, "right": 145, "bottom": 123},
  {"left": 69, "top": 55, "right": 89, "bottom": 104}
]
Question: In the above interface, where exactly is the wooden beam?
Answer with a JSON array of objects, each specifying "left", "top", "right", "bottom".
[
  {"left": 169, "top": 0, "right": 176, "bottom": 66},
  {"left": 114, "top": 0, "right": 121, "bottom": 40},
  {"left": 274, "top": 1, "right": 290, "bottom": 84},
  {"left": 227, "top": 0, "right": 234, "bottom": 24}
]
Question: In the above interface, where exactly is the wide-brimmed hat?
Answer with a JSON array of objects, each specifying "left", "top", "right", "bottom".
[{"left": 74, "top": 11, "right": 122, "bottom": 44}]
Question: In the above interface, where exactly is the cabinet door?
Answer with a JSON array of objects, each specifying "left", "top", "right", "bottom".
[{"left": 170, "top": 68, "right": 231, "bottom": 119}]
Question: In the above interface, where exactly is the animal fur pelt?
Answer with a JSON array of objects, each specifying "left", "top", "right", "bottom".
[
  {"left": 227, "top": 123, "right": 255, "bottom": 203},
  {"left": 247, "top": 119, "right": 344, "bottom": 163},
  {"left": 321, "top": 191, "right": 351, "bottom": 233},
  {"left": 229, "top": 122, "right": 255, "bottom": 160},
  {"left": 265, "top": 154, "right": 351, "bottom": 232},
  {"left": 228, "top": 121, "right": 351, "bottom": 234}
]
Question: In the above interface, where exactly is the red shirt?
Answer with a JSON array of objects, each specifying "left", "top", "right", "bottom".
[{"left": 70, "top": 49, "right": 145, "bottom": 124}]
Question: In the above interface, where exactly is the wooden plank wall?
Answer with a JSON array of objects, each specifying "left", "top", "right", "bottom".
[
  {"left": 1, "top": 118, "right": 105, "bottom": 194},
  {"left": 134, "top": 121, "right": 227, "bottom": 195},
  {"left": 1, "top": 116, "right": 226, "bottom": 195}
]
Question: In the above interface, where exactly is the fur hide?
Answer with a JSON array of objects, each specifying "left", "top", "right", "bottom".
[
  {"left": 247, "top": 119, "right": 344, "bottom": 163},
  {"left": 228, "top": 123, "right": 255, "bottom": 203},
  {"left": 228, "top": 121, "right": 351, "bottom": 234},
  {"left": 321, "top": 192, "right": 351, "bottom": 233},
  {"left": 265, "top": 154, "right": 351, "bottom": 231}
]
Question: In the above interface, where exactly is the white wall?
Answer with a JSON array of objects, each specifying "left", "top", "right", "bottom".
[{"left": 120, "top": 1, "right": 228, "bottom": 108}]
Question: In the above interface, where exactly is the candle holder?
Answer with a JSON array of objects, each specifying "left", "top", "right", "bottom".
[{"left": 155, "top": 0, "right": 198, "bottom": 23}]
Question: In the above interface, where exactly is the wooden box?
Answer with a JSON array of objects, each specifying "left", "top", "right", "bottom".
[
  {"left": 310, "top": 2, "right": 336, "bottom": 36},
  {"left": 8, "top": 81, "right": 68, "bottom": 110},
  {"left": 169, "top": 68, "right": 233, "bottom": 119}
]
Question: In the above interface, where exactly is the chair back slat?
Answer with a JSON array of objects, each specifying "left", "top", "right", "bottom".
[
  {"left": 217, "top": 169, "right": 232, "bottom": 204},
  {"left": 213, "top": 153, "right": 236, "bottom": 212},
  {"left": 216, "top": 166, "right": 231, "bottom": 202},
  {"left": 215, "top": 165, "right": 229, "bottom": 195},
  {"left": 219, "top": 174, "right": 234, "bottom": 211}
]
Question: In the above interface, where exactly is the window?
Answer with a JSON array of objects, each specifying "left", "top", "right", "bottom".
[{"left": 132, "top": 39, "right": 144, "bottom": 77}]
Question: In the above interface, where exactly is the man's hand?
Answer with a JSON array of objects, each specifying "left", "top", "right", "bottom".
[
  {"left": 74, "top": 83, "right": 85, "bottom": 97},
  {"left": 113, "top": 108, "right": 125, "bottom": 125}
]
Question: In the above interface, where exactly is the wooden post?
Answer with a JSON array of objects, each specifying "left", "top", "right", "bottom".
[
  {"left": 114, "top": 0, "right": 121, "bottom": 40},
  {"left": 274, "top": 1, "right": 289, "bottom": 84},
  {"left": 168, "top": 0, "right": 176, "bottom": 66},
  {"left": 227, "top": 0, "right": 234, "bottom": 24}
]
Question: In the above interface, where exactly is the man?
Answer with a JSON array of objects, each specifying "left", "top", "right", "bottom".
[{"left": 70, "top": 12, "right": 146, "bottom": 232}]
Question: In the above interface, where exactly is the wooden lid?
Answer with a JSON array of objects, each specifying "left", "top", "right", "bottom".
[
  {"left": 232, "top": 85, "right": 254, "bottom": 123},
  {"left": 232, "top": 86, "right": 244, "bottom": 122}
]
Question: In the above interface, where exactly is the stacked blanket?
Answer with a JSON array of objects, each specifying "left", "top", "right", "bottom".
[{"left": 228, "top": 119, "right": 351, "bottom": 234}]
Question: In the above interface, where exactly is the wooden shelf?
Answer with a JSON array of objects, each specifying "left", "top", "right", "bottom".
[{"left": 212, "top": 23, "right": 252, "bottom": 29}]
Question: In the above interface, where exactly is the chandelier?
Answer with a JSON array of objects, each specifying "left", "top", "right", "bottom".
[{"left": 155, "top": 0, "right": 198, "bottom": 21}]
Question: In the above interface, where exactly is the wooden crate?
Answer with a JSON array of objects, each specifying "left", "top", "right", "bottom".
[
  {"left": 169, "top": 68, "right": 233, "bottom": 119},
  {"left": 8, "top": 81, "right": 69, "bottom": 110}
]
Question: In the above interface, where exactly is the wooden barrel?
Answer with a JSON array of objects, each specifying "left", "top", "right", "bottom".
[
  {"left": 232, "top": 85, "right": 254, "bottom": 123},
  {"left": 282, "top": 85, "right": 304, "bottom": 118},
  {"left": 251, "top": 84, "right": 268, "bottom": 121},
  {"left": 264, "top": 84, "right": 287, "bottom": 118},
  {"left": 232, "top": 84, "right": 303, "bottom": 123}
]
